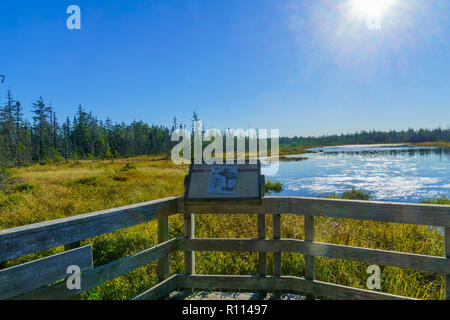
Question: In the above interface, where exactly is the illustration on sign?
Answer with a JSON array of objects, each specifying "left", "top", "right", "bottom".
[{"left": 207, "top": 166, "right": 238, "bottom": 194}]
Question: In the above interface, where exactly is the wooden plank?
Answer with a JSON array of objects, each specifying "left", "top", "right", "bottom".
[
  {"left": 304, "top": 215, "right": 315, "bottom": 300},
  {"left": 176, "top": 274, "right": 414, "bottom": 300},
  {"left": 158, "top": 218, "right": 170, "bottom": 282},
  {"left": 257, "top": 214, "right": 266, "bottom": 276},
  {"left": 184, "top": 213, "right": 195, "bottom": 274},
  {"left": 272, "top": 214, "right": 281, "bottom": 276},
  {"left": 17, "top": 239, "right": 178, "bottom": 300},
  {"left": 0, "top": 245, "right": 92, "bottom": 300},
  {"left": 178, "top": 196, "right": 450, "bottom": 227},
  {"left": 177, "top": 238, "right": 450, "bottom": 274},
  {"left": 64, "top": 241, "right": 82, "bottom": 299},
  {"left": 0, "top": 197, "right": 178, "bottom": 262},
  {"left": 178, "top": 197, "right": 289, "bottom": 215},
  {"left": 445, "top": 227, "right": 450, "bottom": 300},
  {"left": 289, "top": 197, "right": 450, "bottom": 227},
  {"left": 132, "top": 275, "right": 178, "bottom": 300}
]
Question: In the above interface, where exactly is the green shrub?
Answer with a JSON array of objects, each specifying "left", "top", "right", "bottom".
[
  {"left": 422, "top": 198, "right": 450, "bottom": 205},
  {"left": 342, "top": 188, "right": 370, "bottom": 200},
  {"left": 14, "top": 183, "right": 38, "bottom": 193},
  {"left": 264, "top": 181, "right": 282, "bottom": 194},
  {"left": 326, "top": 188, "right": 370, "bottom": 200},
  {"left": 69, "top": 177, "right": 101, "bottom": 187}
]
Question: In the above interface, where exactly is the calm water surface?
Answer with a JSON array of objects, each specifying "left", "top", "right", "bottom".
[{"left": 263, "top": 145, "right": 450, "bottom": 203}]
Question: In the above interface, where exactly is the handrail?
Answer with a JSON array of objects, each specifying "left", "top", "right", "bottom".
[
  {"left": 0, "top": 197, "right": 178, "bottom": 262},
  {"left": 179, "top": 196, "right": 450, "bottom": 226},
  {"left": 1, "top": 196, "right": 449, "bottom": 300},
  {"left": 177, "top": 238, "right": 450, "bottom": 274},
  {"left": 16, "top": 239, "right": 179, "bottom": 300}
]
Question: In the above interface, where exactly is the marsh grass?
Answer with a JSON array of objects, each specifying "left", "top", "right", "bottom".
[{"left": 0, "top": 157, "right": 446, "bottom": 299}]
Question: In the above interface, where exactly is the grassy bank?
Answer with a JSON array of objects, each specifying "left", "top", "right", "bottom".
[
  {"left": 0, "top": 158, "right": 447, "bottom": 300},
  {"left": 414, "top": 142, "right": 450, "bottom": 148},
  {"left": 279, "top": 145, "right": 313, "bottom": 155}
]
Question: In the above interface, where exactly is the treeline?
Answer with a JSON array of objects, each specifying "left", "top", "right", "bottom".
[
  {"left": 0, "top": 90, "right": 179, "bottom": 166},
  {"left": 1, "top": 89, "right": 449, "bottom": 167},
  {"left": 280, "top": 128, "right": 450, "bottom": 147}
]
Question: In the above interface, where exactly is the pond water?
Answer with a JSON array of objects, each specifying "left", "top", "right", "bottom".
[{"left": 262, "top": 145, "right": 450, "bottom": 203}]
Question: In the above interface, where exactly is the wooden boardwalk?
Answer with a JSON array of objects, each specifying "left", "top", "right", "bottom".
[
  {"left": 170, "top": 291, "right": 307, "bottom": 300},
  {"left": 1, "top": 196, "right": 449, "bottom": 300}
]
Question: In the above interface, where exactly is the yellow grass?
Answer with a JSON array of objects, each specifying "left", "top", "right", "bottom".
[{"left": 0, "top": 157, "right": 446, "bottom": 300}]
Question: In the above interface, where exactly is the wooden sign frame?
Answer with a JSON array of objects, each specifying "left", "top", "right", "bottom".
[{"left": 184, "top": 161, "right": 264, "bottom": 203}]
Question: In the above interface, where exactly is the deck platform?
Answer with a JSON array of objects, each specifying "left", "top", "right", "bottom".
[{"left": 170, "top": 291, "right": 307, "bottom": 300}]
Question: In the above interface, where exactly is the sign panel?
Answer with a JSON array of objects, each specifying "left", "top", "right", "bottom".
[
  {"left": 207, "top": 166, "right": 238, "bottom": 195},
  {"left": 184, "top": 162, "right": 263, "bottom": 202}
]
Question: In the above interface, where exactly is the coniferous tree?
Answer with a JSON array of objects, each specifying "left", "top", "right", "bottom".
[
  {"left": 1, "top": 88, "right": 449, "bottom": 168},
  {"left": 31, "top": 97, "right": 51, "bottom": 161}
]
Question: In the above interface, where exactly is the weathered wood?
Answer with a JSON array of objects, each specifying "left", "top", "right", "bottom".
[
  {"left": 289, "top": 197, "right": 450, "bottom": 227},
  {"left": 445, "top": 227, "right": 450, "bottom": 300},
  {"left": 176, "top": 274, "right": 414, "bottom": 300},
  {"left": 304, "top": 215, "right": 315, "bottom": 279},
  {"left": 272, "top": 214, "right": 281, "bottom": 276},
  {"left": 132, "top": 275, "right": 178, "bottom": 300},
  {"left": 63, "top": 241, "right": 83, "bottom": 300},
  {"left": 304, "top": 215, "right": 315, "bottom": 300},
  {"left": 0, "top": 245, "right": 92, "bottom": 300},
  {"left": 158, "top": 218, "right": 170, "bottom": 282},
  {"left": 178, "top": 196, "right": 450, "bottom": 227},
  {"left": 257, "top": 214, "right": 266, "bottom": 276},
  {"left": 0, "top": 197, "right": 179, "bottom": 262},
  {"left": 17, "top": 239, "right": 178, "bottom": 300},
  {"left": 177, "top": 238, "right": 450, "bottom": 274},
  {"left": 3, "top": 195, "right": 449, "bottom": 301},
  {"left": 178, "top": 197, "right": 289, "bottom": 215},
  {"left": 184, "top": 213, "right": 195, "bottom": 274}
]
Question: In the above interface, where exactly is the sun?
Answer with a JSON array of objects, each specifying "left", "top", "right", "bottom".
[{"left": 350, "top": 0, "right": 394, "bottom": 17}]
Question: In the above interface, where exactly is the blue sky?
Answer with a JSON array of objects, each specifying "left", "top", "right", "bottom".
[{"left": 0, "top": 0, "right": 449, "bottom": 137}]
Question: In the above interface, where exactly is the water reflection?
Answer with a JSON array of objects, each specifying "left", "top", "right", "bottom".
[{"left": 263, "top": 145, "right": 450, "bottom": 203}]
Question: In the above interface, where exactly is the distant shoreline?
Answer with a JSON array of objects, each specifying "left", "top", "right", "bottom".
[{"left": 279, "top": 141, "right": 450, "bottom": 156}]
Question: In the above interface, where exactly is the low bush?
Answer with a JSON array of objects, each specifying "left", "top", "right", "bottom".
[
  {"left": 13, "top": 183, "right": 38, "bottom": 193},
  {"left": 264, "top": 181, "right": 283, "bottom": 194}
]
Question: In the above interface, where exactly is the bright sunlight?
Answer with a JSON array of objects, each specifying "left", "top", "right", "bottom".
[{"left": 350, "top": 0, "right": 394, "bottom": 17}]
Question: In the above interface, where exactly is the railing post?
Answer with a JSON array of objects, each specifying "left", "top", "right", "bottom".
[
  {"left": 273, "top": 214, "right": 281, "bottom": 277},
  {"left": 304, "top": 214, "right": 315, "bottom": 300},
  {"left": 445, "top": 227, "right": 450, "bottom": 300},
  {"left": 257, "top": 214, "right": 267, "bottom": 276},
  {"left": 272, "top": 213, "right": 282, "bottom": 299},
  {"left": 158, "top": 217, "right": 169, "bottom": 282},
  {"left": 184, "top": 212, "right": 195, "bottom": 275}
]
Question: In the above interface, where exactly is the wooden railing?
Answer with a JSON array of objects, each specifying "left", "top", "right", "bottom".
[{"left": 1, "top": 196, "right": 449, "bottom": 300}]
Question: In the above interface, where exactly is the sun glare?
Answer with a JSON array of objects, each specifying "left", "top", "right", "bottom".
[{"left": 351, "top": 0, "right": 394, "bottom": 17}]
